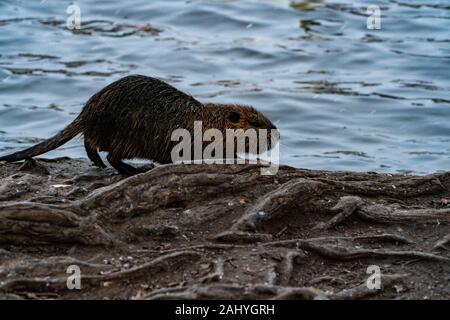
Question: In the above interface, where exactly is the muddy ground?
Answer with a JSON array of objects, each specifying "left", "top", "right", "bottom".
[{"left": 0, "top": 157, "right": 448, "bottom": 300}]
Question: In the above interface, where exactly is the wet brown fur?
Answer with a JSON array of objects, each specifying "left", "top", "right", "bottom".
[{"left": 0, "top": 75, "right": 276, "bottom": 175}]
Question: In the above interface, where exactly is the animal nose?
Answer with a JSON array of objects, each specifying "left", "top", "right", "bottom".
[
  {"left": 270, "top": 122, "right": 277, "bottom": 130},
  {"left": 270, "top": 125, "right": 280, "bottom": 140}
]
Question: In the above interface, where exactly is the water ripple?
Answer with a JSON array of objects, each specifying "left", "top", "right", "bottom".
[{"left": 0, "top": 0, "right": 449, "bottom": 174}]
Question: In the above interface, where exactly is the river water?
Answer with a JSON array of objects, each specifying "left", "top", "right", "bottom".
[{"left": 0, "top": 0, "right": 449, "bottom": 174}]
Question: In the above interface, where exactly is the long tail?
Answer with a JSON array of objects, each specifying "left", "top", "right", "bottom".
[{"left": 0, "top": 116, "right": 83, "bottom": 162}]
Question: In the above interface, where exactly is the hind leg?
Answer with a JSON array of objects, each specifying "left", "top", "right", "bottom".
[
  {"left": 106, "top": 153, "right": 144, "bottom": 175},
  {"left": 84, "top": 140, "right": 106, "bottom": 168}
]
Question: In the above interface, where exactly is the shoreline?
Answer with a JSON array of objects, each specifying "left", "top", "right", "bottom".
[{"left": 0, "top": 157, "right": 449, "bottom": 299}]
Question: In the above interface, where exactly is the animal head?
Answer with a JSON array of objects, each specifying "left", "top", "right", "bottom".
[
  {"left": 225, "top": 105, "right": 277, "bottom": 132},
  {"left": 203, "top": 103, "right": 278, "bottom": 153},
  {"left": 204, "top": 103, "right": 276, "bottom": 131}
]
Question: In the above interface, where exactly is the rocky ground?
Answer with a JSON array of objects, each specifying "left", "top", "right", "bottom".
[{"left": 0, "top": 157, "right": 448, "bottom": 299}]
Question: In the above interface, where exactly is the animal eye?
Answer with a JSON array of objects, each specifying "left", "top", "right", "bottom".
[{"left": 229, "top": 112, "right": 240, "bottom": 123}]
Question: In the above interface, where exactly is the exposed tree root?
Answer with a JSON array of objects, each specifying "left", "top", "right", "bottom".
[
  {"left": 146, "top": 283, "right": 246, "bottom": 300},
  {"left": 199, "top": 258, "right": 225, "bottom": 284},
  {"left": 296, "top": 240, "right": 449, "bottom": 263},
  {"left": 230, "top": 178, "right": 327, "bottom": 231},
  {"left": 145, "top": 283, "right": 328, "bottom": 300},
  {"left": 263, "top": 234, "right": 413, "bottom": 248},
  {"left": 0, "top": 256, "right": 109, "bottom": 278},
  {"left": 0, "top": 251, "right": 200, "bottom": 293},
  {"left": 270, "top": 286, "right": 328, "bottom": 300},
  {"left": 434, "top": 234, "right": 450, "bottom": 251},
  {"left": 79, "top": 164, "right": 272, "bottom": 220},
  {"left": 0, "top": 202, "right": 113, "bottom": 245},
  {"left": 213, "top": 231, "right": 273, "bottom": 244},
  {"left": 147, "top": 283, "right": 363, "bottom": 300},
  {"left": 332, "top": 274, "right": 408, "bottom": 300},
  {"left": 314, "top": 196, "right": 364, "bottom": 230},
  {"left": 358, "top": 204, "right": 450, "bottom": 224},
  {"left": 315, "top": 173, "right": 448, "bottom": 198},
  {"left": 275, "top": 251, "right": 305, "bottom": 286},
  {"left": 133, "top": 243, "right": 249, "bottom": 255},
  {"left": 317, "top": 196, "right": 450, "bottom": 229},
  {"left": 0, "top": 160, "right": 449, "bottom": 299}
]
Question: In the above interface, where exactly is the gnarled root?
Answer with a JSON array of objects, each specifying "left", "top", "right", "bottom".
[{"left": 0, "top": 202, "right": 112, "bottom": 245}]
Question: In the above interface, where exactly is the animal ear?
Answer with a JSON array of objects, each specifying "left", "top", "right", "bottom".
[{"left": 228, "top": 112, "right": 240, "bottom": 123}]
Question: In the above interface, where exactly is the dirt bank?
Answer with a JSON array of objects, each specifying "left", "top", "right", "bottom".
[{"left": 0, "top": 158, "right": 448, "bottom": 299}]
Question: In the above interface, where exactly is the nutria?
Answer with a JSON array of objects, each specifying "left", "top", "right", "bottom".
[{"left": 0, "top": 75, "right": 277, "bottom": 175}]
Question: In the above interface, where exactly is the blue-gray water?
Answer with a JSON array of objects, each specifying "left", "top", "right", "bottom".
[{"left": 0, "top": 0, "right": 449, "bottom": 174}]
